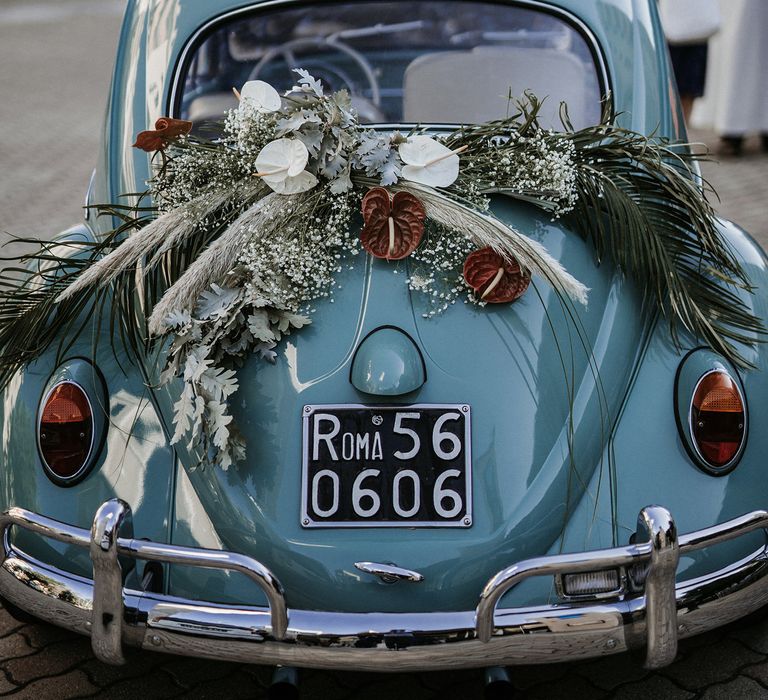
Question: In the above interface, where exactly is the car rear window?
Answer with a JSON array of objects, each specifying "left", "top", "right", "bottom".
[{"left": 177, "top": 1, "right": 604, "bottom": 129}]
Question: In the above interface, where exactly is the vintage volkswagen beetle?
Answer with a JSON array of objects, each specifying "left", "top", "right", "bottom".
[{"left": 1, "top": 0, "right": 767, "bottom": 689}]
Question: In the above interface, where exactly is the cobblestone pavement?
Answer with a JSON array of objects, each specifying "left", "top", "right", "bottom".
[{"left": 2, "top": 1, "right": 768, "bottom": 698}]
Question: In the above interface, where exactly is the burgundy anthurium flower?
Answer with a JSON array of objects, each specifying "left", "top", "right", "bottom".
[
  {"left": 463, "top": 247, "right": 530, "bottom": 303},
  {"left": 133, "top": 117, "right": 193, "bottom": 152},
  {"left": 360, "top": 187, "right": 426, "bottom": 260}
]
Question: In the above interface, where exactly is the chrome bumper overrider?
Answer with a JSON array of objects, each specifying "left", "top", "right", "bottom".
[{"left": 1, "top": 500, "right": 767, "bottom": 671}]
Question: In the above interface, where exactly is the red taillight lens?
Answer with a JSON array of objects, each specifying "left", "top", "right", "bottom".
[
  {"left": 38, "top": 382, "right": 93, "bottom": 479},
  {"left": 691, "top": 371, "right": 745, "bottom": 468}
]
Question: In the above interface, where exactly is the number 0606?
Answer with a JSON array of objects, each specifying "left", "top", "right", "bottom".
[{"left": 311, "top": 467, "right": 463, "bottom": 520}]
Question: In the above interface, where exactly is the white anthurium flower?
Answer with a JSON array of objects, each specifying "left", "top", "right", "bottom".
[
  {"left": 238, "top": 80, "right": 282, "bottom": 113},
  {"left": 255, "top": 138, "right": 318, "bottom": 194},
  {"left": 399, "top": 135, "right": 466, "bottom": 188},
  {"left": 269, "top": 170, "right": 319, "bottom": 195}
]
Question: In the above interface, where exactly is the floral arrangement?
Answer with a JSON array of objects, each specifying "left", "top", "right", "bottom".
[{"left": 0, "top": 70, "right": 760, "bottom": 469}]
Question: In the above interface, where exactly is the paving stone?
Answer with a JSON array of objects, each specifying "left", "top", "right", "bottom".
[
  {"left": 291, "top": 669, "right": 366, "bottom": 700},
  {"left": 675, "top": 627, "right": 727, "bottom": 652},
  {"left": 659, "top": 639, "right": 763, "bottom": 692},
  {"left": 610, "top": 674, "right": 695, "bottom": 700},
  {"left": 384, "top": 672, "right": 465, "bottom": 699},
  {"left": 10, "top": 669, "right": 98, "bottom": 699},
  {"left": 3, "top": 638, "right": 93, "bottom": 685},
  {"left": 0, "top": 609, "right": 26, "bottom": 638},
  {"left": 574, "top": 652, "right": 650, "bottom": 691},
  {"left": 728, "top": 609, "right": 768, "bottom": 654},
  {"left": 0, "top": 672, "right": 20, "bottom": 695},
  {"left": 160, "top": 657, "right": 244, "bottom": 690},
  {"left": 699, "top": 676, "right": 768, "bottom": 700},
  {"left": 0, "top": 633, "right": 37, "bottom": 662},
  {"left": 18, "top": 624, "right": 78, "bottom": 650},
  {"left": 91, "top": 669, "right": 184, "bottom": 699},
  {"left": 521, "top": 673, "right": 607, "bottom": 700},
  {"left": 237, "top": 664, "right": 272, "bottom": 689},
  {"left": 77, "top": 651, "right": 167, "bottom": 689},
  {"left": 173, "top": 668, "right": 268, "bottom": 699},
  {"left": 739, "top": 659, "right": 768, "bottom": 688},
  {"left": 504, "top": 664, "right": 571, "bottom": 690}
]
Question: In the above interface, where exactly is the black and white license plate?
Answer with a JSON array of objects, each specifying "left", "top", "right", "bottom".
[{"left": 301, "top": 404, "right": 472, "bottom": 528}]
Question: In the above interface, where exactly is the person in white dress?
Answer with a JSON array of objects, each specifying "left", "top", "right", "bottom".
[{"left": 691, "top": 0, "right": 768, "bottom": 155}]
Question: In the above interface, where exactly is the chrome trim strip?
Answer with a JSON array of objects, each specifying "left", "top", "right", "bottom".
[
  {"left": 0, "top": 507, "right": 90, "bottom": 549},
  {"left": 679, "top": 509, "right": 768, "bottom": 551},
  {"left": 0, "top": 501, "right": 766, "bottom": 670},
  {"left": 166, "top": 0, "right": 612, "bottom": 122},
  {"left": 84, "top": 168, "right": 96, "bottom": 222}
]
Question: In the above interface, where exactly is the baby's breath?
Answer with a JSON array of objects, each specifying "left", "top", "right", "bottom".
[
  {"left": 408, "top": 224, "right": 475, "bottom": 317},
  {"left": 146, "top": 74, "right": 588, "bottom": 468}
]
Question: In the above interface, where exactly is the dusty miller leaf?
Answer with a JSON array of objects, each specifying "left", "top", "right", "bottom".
[
  {"left": 321, "top": 152, "right": 347, "bottom": 179},
  {"left": 276, "top": 109, "right": 322, "bottom": 135},
  {"left": 380, "top": 153, "right": 401, "bottom": 186},
  {"left": 293, "top": 68, "right": 324, "bottom": 97},
  {"left": 183, "top": 346, "right": 213, "bottom": 383},
  {"left": 195, "top": 284, "right": 241, "bottom": 320},
  {"left": 165, "top": 309, "right": 192, "bottom": 329},
  {"left": 295, "top": 127, "right": 324, "bottom": 158},
  {"left": 256, "top": 341, "right": 278, "bottom": 363},
  {"left": 206, "top": 400, "right": 233, "bottom": 450},
  {"left": 248, "top": 310, "right": 276, "bottom": 343},
  {"left": 171, "top": 384, "right": 195, "bottom": 445},
  {"left": 201, "top": 366, "right": 239, "bottom": 401},
  {"left": 275, "top": 312, "right": 311, "bottom": 333},
  {"left": 329, "top": 166, "right": 353, "bottom": 194}
]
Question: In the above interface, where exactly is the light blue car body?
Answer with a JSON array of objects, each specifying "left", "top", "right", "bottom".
[{"left": 2, "top": 0, "right": 767, "bottom": 629}]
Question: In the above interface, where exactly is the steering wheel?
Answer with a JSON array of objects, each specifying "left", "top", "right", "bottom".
[{"left": 248, "top": 37, "right": 382, "bottom": 109}]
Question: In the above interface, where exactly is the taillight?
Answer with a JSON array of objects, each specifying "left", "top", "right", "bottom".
[
  {"left": 690, "top": 370, "right": 746, "bottom": 470},
  {"left": 38, "top": 381, "right": 94, "bottom": 481}
]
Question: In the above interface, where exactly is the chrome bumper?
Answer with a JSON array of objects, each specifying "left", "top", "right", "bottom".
[{"left": 0, "top": 500, "right": 767, "bottom": 672}]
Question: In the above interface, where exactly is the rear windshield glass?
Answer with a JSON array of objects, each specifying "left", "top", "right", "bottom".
[{"left": 178, "top": 1, "right": 604, "bottom": 129}]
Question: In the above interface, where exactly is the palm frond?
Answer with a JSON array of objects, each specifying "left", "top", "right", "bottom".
[
  {"left": 445, "top": 94, "right": 763, "bottom": 368},
  {"left": 0, "top": 181, "right": 257, "bottom": 386},
  {"left": 566, "top": 124, "right": 760, "bottom": 366}
]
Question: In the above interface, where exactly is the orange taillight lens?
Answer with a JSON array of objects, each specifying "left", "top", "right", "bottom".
[
  {"left": 38, "top": 382, "right": 93, "bottom": 479},
  {"left": 691, "top": 371, "right": 745, "bottom": 469}
]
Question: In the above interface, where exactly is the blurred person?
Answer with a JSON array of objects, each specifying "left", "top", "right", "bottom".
[
  {"left": 669, "top": 44, "right": 708, "bottom": 122},
  {"left": 692, "top": 0, "right": 768, "bottom": 156},
  {"left": 659, "top": 0, "right": 720, "bottom": 122}
]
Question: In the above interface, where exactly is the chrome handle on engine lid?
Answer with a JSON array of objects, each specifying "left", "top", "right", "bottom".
[{"left": 354, "top": 561, "right": 425, "bottom": 583}]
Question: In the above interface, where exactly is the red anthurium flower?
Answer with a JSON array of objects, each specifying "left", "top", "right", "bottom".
[
  {"left": 463, "top": 247, "right": 530, "bottom": 303},
  {"left": 133, "top": 117, "right": 193, "bottom": 152},
  {"left": 360, "top": 187, "right": 426, "bottom": 260}
]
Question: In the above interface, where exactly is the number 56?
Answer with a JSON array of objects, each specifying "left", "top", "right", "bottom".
[{"left": 393, "top": 411, "right": 462, "bottom": 461}]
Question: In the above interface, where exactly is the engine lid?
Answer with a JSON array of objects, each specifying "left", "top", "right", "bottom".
[{"left": 161, "top": 199, "right": 648, "bottom": 612}]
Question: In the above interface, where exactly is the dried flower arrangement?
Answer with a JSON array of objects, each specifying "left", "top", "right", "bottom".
[{"left": 0, "top": 70, "right": 760, "bottom": 469}]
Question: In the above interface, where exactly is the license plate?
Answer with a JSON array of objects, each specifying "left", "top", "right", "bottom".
[{"left": 301, "top": 404, "right": 472, "bottom": 528}]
